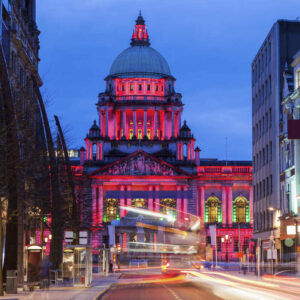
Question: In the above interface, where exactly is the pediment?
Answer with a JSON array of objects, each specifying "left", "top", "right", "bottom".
[{"left": 90, "top": 150, "right": 188, "bottom": 176}]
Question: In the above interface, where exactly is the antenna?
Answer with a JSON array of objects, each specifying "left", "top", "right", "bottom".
[{"left": 225, "top": 137, "right": 228, "bottom": 166}]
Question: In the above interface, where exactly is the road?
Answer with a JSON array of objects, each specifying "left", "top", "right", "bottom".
[
  {"left": 101, "top": 281, "right": 222, "bottom": 300},
  {"left": 99, "top": 271, "right": 300, "bottom": 300}
]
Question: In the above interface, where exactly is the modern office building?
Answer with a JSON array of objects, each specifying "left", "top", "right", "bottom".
[
  {"left": 252, "top": 20, "right": 300, "bottom": 261},
  {"left": 280, "top": 50, "right": 300, "bottom": 261}
]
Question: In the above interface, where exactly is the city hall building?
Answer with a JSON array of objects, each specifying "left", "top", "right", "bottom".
[{"left": 71, "top": 14, "right": 253, "bottom": 262}]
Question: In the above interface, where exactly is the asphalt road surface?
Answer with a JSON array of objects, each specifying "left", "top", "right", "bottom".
[{"left": 101, "top": 282, "right": 222, "bottom": 300}]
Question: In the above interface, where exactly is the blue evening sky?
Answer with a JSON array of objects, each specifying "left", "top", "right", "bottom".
[{"left": 37, "top": 0, "right": 300, "bottom": 161}]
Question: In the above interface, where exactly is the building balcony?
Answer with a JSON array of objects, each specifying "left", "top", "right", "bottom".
[{"left": 198, "top": 166, "right": 252, "bottom": 175}]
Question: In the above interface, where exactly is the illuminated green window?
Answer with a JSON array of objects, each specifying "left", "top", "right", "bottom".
[
  {"left": 205, "top": 194, "right": 222, "bottom": 223},
  {"left": 104, "top": 198, "right": 119, "bottom": 222},
  {"left": 132, "top": 198, "right": 147, "bottom": 208},
  {"left": 160, "top": 198, "right": 177, "bottom": 220},
  {"left": 232, "top": 195, "right": 249, "bottom": 223}
]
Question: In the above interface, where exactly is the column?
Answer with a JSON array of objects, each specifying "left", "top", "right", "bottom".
[
  {"left": 90, "top": 143, "right": 92, "bottom": 160},
  {"left": 122, "top": 110, "right": 126, "bottom": 139},
  {"left": 154, "top": 109, "right": 158, "bottom": 139},
  {"left": 183, "top": 186, "right": 188, "bottom": 216},
  {"left": 120, "top": 185, "right": 125, "bottom": 218},
  {"left": 127, "top": 186, "right": 131, "bottom": 207},
  {"left": 113, "top": 112, "right": 116, "bottom": 139},
  {"left": 181, "top": 143, "right": 183, "bottom": 160},
  {"left": 98, "top": 185, "right": 103, "bottom": 225},
  {"left": 249, "top": 186, "right": 253, "bottom": 225},
  {"left": 177, "top": 186, "right": 182, "bottom": 222},
  {"left": 222, "top": 187, "right": 227, "bottom": 225},
  {"left": 105, "top": 108, "right": 108, "bottom": 137},
  {"left": 96, "top": 142, "right": 100, "bottom": 160},
  {"left": 179, "top": 111, "right": 182, "bottom": 131},
  {"left": 86, "top": 140, "right": 89, "bottom": 160},
  {"left": 155, "top": 186, "right": 160, "bottom": 212},
  {"left": 133, "top": 110, "right": 137, "bottom": 138},
  {"left": 177, "top": 143, "right": 180, "bottom": 160},
  {"left": 164, "top": 111, "right": 167, "bottom": 140},
  {"left": 200, "top": 187, "right": 205, "bottom": 222},
  {"left": 188, "top": 143, "right": 191, "bottom": 160},
  {"left": 172, "top": 110, "right": 175, "bottom": 137},
  {"left": 92, "top": 185, "right": 97, "bottom": 226},
  {"left": 100, "top": 143, "right": 103, "bottom": 160},
  {"left": 144, "top": 110, "right": 148, "bottom": 138},
  {"left": 227, "top": 187, "right": 233, "bottom": 225},
  {"left": 99, "top": 110, "right": 102, "bottom": 136},
  {"left": 148, "top": 186, "right": 153, "bottom": 211}
]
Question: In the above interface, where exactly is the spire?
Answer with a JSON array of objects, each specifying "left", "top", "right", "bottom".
[{"left": 131, "top": 11, "right": 150, "bottom": 46}]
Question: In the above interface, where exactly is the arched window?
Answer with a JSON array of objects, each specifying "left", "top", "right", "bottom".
[
  {"left": 160, "top": 198, "right": 176, "bottom": 219},
  {"left": 132, "top": 198, "right": 147, "bottom": 208},
  {"left": 233, "top": 195, "right": 249, "bottom": 223},
  {"left": 104, "top": 198, "right": 119, "bottom": 222},
  {"left": 205, "top": 194, "right": 221, "bottom": 223}
]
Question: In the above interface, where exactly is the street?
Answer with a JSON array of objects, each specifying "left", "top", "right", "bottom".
[{"left": 98, "top": 271, "right": 300, "bottom": 300}]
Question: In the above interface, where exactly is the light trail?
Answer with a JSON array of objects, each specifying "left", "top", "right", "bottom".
[
  {"left": 120, "top": 206, "right": 175, "bottom": 222},
  {"left": 206, "top": 271, "right": 278, "bottom": 288}
]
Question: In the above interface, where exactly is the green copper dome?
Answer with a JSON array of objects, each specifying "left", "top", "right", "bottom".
[{"left": 109, "top": 46, "right": 172, "bottom": 79}]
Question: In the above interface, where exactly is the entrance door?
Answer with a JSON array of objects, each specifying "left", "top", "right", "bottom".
[{"left": 73, "top": 248, "right": 86, "bottom": 286}]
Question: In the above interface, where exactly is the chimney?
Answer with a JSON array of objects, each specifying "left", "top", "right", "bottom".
[
  {"left": 80, "top": 147, "right": 86, "bottom": 165},
  {"left": 194, "top": 147, "right": 201, "bottom": 166}
]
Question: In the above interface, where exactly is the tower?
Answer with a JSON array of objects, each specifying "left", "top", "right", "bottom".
[{"left": 84, "top": 13, "right": 196, "bottom": 170}]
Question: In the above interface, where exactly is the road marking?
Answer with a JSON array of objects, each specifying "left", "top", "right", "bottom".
[{"left": 163, "top": 284, "right": 182, "bottom": 300}]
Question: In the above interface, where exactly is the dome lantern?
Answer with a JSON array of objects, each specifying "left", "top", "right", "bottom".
[{"left": 131, "top": 11, "right": 150, "bottom": 46}]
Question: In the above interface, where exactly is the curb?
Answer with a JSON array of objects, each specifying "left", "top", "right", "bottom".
[{"left": 93, "top": 284, "right": 114, "bottom": 300}]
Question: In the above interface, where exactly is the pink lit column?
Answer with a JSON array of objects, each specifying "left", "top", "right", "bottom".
[
  {"left": 183, "top": 186, "right": 188, "bottom": 216},
  {"left": 249, "top": 186, "right": 253, "bottom": 225},
  {"left": 172, "top": 110, "right": 175, "bottom": 137},
  {"left": 120, "top": 185, "right": 125, "bottom": 217},
  {"left": 148, "top": 186, "right": 153, "bottom": 211},
  {"left": 144, "top": 110, "right": 148, "bottom": 138},
  {"left": 122, "top": 110, "right": 126, "bottom": 138},
  {"left": 200, "top": 187, "right": 205, "bottom": 222},
  {"left": 92, "top": 185, "right": 97, "bottom": 226},
  {"left": 154, "top": 109, "right": 158, "bottom": 139},
  {"left": 227, "top": 187, "right": 233, "bottom": 225},
  {"left": 155, "top": 186, "right": 160, "bottom": 212},
  {"left": 99, "top": 111, "right": 102, "bottom": 136},
  {"left": 177, "top": 186, "right": 182, "bottom": 222},
  {"left": 127, "top": 186, "right": 131, "bottom": 207},
  {"left": 98, "top": 185, "right": 103, "bottom": 225},
  {"left": 105, "top": 108, "right": 108, "bottom": 137},
  {"left": 222, "top": 187, "right": 227, "bottom": 225},
  {"left": 133, "top": 110, "right": 137, "bottom": 138}
]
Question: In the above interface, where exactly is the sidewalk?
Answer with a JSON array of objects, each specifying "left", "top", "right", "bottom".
[{"left": 0, "top": 274, "right": 119, "bottom": 300}]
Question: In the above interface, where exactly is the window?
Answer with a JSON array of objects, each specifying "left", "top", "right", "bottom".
[
  {"left": 266, "top": 112, "right": 268, "bottom": 130},
  {"left": 147, "top": 84, "right": 151, "bottom": 91},
  {"left": 266, "top": 144, "right": 268, "bottom": 163},
  {"left": 259, "top": 151, "right": 261, "bottom": 169},
  {"left": 205, "top": 194, "right": 221, "bottom": 223},
  {"left": 270, "top": 175, "right": 273, "bottom": 194},
  {"left": 155, "top": 85, "right": 158, "bottom": 91},
  {"left": 130, "top": 84, "right": 133, "bottom": 91},
  {"left": 296, "top": 69, "right": 300, "bottom": 89},
  {"left": 132, "top": 198, "right": 146, "bottom": 208},
  {"left": 138, "top": 129, "right": 142, "bottom": 139},
  {"left": 105, "top": 198, "right": 119, "bottom": 222},
  {"left": 262, "top": 117, "right": 265, "bottom": 134},
  {"left": 269, "top": 76, "right": 272, "bottom": 95},
  {"left": 263, "top": 180, "right": 265, "bottom": 197},
  {"left": 122, "top": 85, "right": 125, "bottom": 91},
  {"left": 268, "top": 41, "right": 271, "bottom": 61},
  {"left": 266, "top": 177, "right": 269, "bottom": 195},
  {"left": 263, "top": 148, "right": 265, "bottom": 165},
  {"left": 269, "top": 108, "right": 272, "bottom": 128},
  {"left": 138, "top": 84, "right": 142, "bottom": 91},
  {"left": 270, "top": 142, "right": 272, "bottom": 161},
  {"left": 233, "top": 196, "right": 249, "bottom": 223},
  {"left": 253, "top": 156, "right": 256, "bottom": 172},
  {"left": 259, "top": 182, "right": 262, "bottom": 199},
  {"left": 259, "top": 120, "right": 261, "bottom": 137}
]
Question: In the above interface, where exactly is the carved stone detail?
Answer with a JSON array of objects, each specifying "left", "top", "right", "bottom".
[{"left": 102, "top": 153, "right": 175, "bottom": 176}]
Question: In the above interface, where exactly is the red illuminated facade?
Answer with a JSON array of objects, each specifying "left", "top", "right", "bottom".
[{"left": 72, "top": 13, "right": 253, "bottom": 262}]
